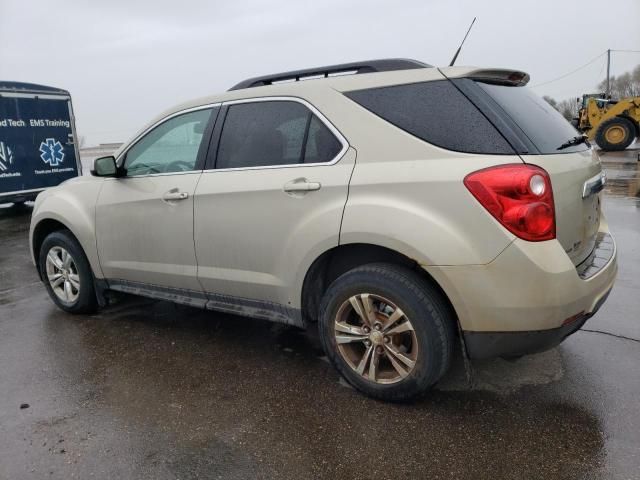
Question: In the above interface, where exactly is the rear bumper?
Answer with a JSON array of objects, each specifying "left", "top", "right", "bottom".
[
  {"left": 463, "top": 288, "right": 611, "bottom": 359},
  {"left": 425, "top": 222, "right": 617, "bottom": 358}
]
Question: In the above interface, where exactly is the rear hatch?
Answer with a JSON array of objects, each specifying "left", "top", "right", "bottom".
[{"left": 448, "top": 72, "right": 602, "bottom": 266}]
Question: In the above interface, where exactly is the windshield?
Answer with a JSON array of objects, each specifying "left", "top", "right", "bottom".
[{"left": 476, "top": 82, "right": 588, "bottom": 154}]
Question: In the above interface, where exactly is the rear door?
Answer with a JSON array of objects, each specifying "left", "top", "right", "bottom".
[
  {"left": 193, "top": 98, "right": 353, "bottom": 307},
  {"left": 0, "top": 93, "right": 80, "bottom": 197},
  {"left": 96, "top": 106, "right": 216, "bottom": 292}
]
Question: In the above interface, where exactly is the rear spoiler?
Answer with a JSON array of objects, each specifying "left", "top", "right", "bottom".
[{"left": 440, "top": 68, "right": 530, "bottom": 87}]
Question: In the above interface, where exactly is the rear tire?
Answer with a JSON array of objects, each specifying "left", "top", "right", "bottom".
[
  {"left": 595, "top": 117, "right": 636, "bottom": 151},
  {"left": 39, "top": 230, "right": 98, "bottom": 314},
  {"left": 318, "top": 263, "right": 455, "bottom": 401}
]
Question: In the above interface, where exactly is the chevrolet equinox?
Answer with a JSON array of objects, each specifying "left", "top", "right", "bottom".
[{"left": 30, "top": 59, "right": 617, "bottom": 401}]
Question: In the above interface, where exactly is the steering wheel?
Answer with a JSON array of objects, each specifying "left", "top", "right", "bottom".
[{"left": 165, "top": 160, "right": 193, "bottom": 173}]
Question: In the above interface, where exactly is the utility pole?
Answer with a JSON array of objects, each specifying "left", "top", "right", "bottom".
[{"left": 606, "top": 49, "right": 611, "bottom": 97}]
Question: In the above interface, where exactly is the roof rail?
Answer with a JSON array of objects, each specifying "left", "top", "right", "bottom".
[{"left": 228, "top": 58, "right": 431, "bottom": 91}]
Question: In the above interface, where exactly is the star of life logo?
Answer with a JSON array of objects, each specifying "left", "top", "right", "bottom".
[
  {"left": 39, "top": 138, "right": 65, "bottom": 167},
  {"left": 0, "top": 141, "right": 14, "bottom": 171}
]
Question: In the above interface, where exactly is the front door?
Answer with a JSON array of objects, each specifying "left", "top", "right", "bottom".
[{"left": 96, "top": 107, "right": 217, "bottom": 293}]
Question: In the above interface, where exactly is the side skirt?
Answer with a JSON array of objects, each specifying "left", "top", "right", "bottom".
[{"left": 106, "top": 279, "right": 304, "bottom": 327}]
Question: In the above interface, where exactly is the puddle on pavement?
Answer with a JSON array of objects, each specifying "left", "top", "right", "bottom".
[
  {"left": 601, "top": 154, "right": 640, "bottom": 201},
  {"left": 28, "top": 297, "right": 606, "bottom": 479},
  {"left": 4, "top": 153, "right": 628, "bottom": 478}
]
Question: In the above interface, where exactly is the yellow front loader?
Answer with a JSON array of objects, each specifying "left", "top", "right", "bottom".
[{"left": 573, "top": 94, "right": 640, "bottom": 151}]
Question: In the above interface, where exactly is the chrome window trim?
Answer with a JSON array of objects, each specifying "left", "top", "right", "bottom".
[
  {"left": 207, "top": 96, "right": 349, "bottom": 173},
  {"left": 103, "top": 170, "right": 202, "bottom": 180},
  {"left": 115, "top": 103, "right": 221, "bottom": 178}
]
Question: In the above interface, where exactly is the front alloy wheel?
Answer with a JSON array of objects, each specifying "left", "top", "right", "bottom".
[
  {"left": 334, "top": 293, "right": 418, "bottom": 384},
  {"left": 39, "top": 230, "right": 97, "bottom": 314},
  {"left": 45, "top": 246, "right": 81, "bottom": 303}
]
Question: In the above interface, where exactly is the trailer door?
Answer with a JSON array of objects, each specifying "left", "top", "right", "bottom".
[{"left": 0, "top": 93, "right": 81, "bottom": 199}]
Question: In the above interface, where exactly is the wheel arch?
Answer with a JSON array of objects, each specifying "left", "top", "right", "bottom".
[
  {"left": 300, "top": 243, "right": 460, "bottom": 333},
  {"left": 31, "top": 206, "right": 102, "bottom": 281},
  {"left": 32, "top": 218, "right": 78, "bottom": 280}
]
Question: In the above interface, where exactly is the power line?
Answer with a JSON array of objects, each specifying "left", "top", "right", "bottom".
[
  {"left": 530, "top": 51, "right": 607, "bottom": 88},
  {"left": 610, "top": 49, "right": 640, "bottom": 54}
]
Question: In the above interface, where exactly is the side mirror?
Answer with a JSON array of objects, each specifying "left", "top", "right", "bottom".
[{"left": 91, "top": 156, "right": 118, "bottom": 177}]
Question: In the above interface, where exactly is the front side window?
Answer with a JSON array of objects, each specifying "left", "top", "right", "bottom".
[
  {"left": 216, "top": 101, "right": 343, "bottom": 169},
  {"left": 125, "top": 108, "right": 213, "bottom": 176}
]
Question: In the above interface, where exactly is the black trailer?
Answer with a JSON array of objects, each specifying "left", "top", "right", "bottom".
[{"left": 0, "top": 82, "right": 81, "bottom": 204}]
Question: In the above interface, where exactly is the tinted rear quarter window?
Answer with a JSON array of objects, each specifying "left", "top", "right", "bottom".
[{"left": 344, "top": 80, "right": 515, "bottom": 154}]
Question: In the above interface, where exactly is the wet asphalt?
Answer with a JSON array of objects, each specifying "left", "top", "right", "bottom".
[{"left": 1, "top": 149, "right": 639, "bottom": 480}]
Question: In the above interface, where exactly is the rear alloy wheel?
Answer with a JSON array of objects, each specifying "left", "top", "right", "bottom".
[
  {"left": 319, "top": 263, "right": 454, "bottom": 401},
  {"left": 334, "top": 294, "right": 418, "bottom": 384},
  {"left": 595, "top": 117, "right": 636, "bottom": 151}
]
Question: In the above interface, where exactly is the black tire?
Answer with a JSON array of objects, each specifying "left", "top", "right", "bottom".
[
  {"left": 318, "top": 263, "right": 455, "bottom": 401},
  {"left": 39, "top": 230, "right": 98, "bottom": 314},
  {"left": 595, "top": 117, "right": 636, "bottom": 151}
]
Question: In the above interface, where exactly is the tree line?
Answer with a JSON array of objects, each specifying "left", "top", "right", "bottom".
[{"left": 543, "top": 64, "right": 640, "bottom": 120}]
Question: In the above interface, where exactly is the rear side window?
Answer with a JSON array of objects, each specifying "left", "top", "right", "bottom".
[
  {"left": 304, "top": 115, "right": 343, "bottom": 164},
  {"left": 216, "top": 101, "right": 343, "bottom": 169},
  {"left": 344, "top": 80, "right": 515, "bottom": 154}
]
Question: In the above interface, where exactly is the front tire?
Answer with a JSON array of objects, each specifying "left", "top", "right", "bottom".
[
  {"left": 39, "top": 230, "right": 97, "bottom": 314},
  {"left": 318, "top": 263, "right": 455, "bottom": 401},
  {"left": 595, "top": 117, "right": 636, "bottom": 151}
]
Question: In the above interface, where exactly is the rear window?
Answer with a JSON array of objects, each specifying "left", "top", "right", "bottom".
[
  {"left": 475, "top": 82, "right": 588, "bottom": 154},
  {"left": 344, "top": 80, "right": 515, "bottom": 155}
]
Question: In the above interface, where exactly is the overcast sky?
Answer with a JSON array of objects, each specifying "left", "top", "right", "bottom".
[{"left": 1, "top": 0, "right": 639, "bottom": 146}]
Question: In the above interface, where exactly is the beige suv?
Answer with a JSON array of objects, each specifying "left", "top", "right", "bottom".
[{"left": 30, "top": 59, "right": 617, "bottom": 400}]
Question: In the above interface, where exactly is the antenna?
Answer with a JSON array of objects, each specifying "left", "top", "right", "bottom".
[{"left": 449, "top": 17, "right": 477, "bottom": 67}]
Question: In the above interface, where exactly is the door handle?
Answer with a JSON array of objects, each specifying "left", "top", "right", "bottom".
[
  {"left": 162, "top": 190, "right": 189, "bottom": 201},
  {"left": 283, "top": 179, "right": 322, "bottom": 193}
]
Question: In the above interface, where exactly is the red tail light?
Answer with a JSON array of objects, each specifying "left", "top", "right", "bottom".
[{"left": 464, "top": 164, "right": 555, "bottom": 241}]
